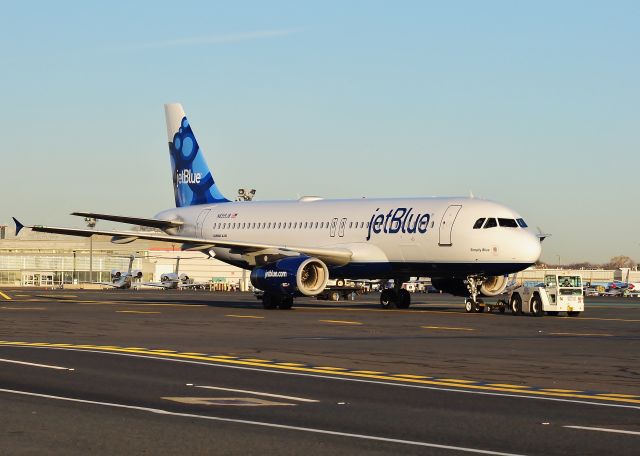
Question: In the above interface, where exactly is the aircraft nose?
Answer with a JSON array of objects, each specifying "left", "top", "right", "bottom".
[{"left": 522, "top": 231, "right": 542, "bottom": 264}]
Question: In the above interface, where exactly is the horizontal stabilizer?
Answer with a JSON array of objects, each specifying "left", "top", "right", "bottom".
[{"left": 71, "top": 212, "right": 183, "bottom": 230}]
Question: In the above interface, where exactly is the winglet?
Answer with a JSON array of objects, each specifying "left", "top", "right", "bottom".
[{"left": 12, "top": 217, "right": 25, "bottom": 236}]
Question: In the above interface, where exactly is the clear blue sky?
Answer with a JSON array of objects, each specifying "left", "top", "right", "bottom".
[{"left": 2, "top": 1, "right": 638, "bottom": 263}]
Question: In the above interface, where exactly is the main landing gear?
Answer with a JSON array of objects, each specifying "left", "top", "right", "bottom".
[
  {"left": 380, "top": 279, "right": 411, "bottom": 309},
  {"left": 262, "top": 293, "right": 293, "bottom": 310},
  {"left": 464, "top": 275, "right": 485, "bottom": 313}
]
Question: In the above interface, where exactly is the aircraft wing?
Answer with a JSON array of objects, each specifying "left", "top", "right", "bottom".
[
  {"left": 179, "top": 281, "right": 208, "bottom": 289},
  {"left": 140, "top": 281, "right": 172, "bottom": 289},
  {"left": 90, "top": 282, "right": 121, "bottom": 288},
  {"left": 71, "top": 212, "right": 183, "bottom": 230},
  {"left": 13, "top": 219, "right": 353, "bottom": 266}
]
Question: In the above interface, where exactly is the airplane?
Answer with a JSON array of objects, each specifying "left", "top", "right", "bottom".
[
  {"left": 13, "top": 103, "right": 542, "bottom": 310},
  {"left": 141, "top": 256, "right": 207, "bottom": 290},
  {"left": 91, "top": 255, "right": 142, "bottom": 289}
]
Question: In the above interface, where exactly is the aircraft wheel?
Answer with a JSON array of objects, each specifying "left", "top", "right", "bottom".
[
  {"left": 331, "top": 291, "right": 341, "bottom": 301},
  {"left": 380, "top": 289, "right": 396, "bottom": 309},
  {"left": 262, "top": 293, "right": 278, "bottom": 310},
  {"left": 464, "top": 299, "right": 475, "bottom": 313},
  {"left": 474, "top": 299, "right": 484, "bottom": 313},
  {"left": 278, "top": 296, "right": 294, "bottom": 310},
  {"left": 510, "top": 294, "right": 522, "bottom": 315},
  {"left": 531, "top": 295, "right": 544, "bottom": 317},
  {"left": 396, "top": 289, "right": 411, "bottom": 309},
  {"left": 567, "top": 311, "right": 581, "bottom": 317}
]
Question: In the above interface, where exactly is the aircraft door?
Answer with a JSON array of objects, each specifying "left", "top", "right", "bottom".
[
  {"left": 438, "top": 205, "right": 462, "bottom": 246},
  {"left": 330, "top": 218, "right": 338, "bottom": 237},
  {"left": 338, "top": 218, "right": 347, "bottom": 237},
  {"left": 195, "top": 209, "right": 212, "bottom": 238}
]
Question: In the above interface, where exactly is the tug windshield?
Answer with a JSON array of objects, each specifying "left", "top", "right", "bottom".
[{"left": 558, "top": 276, "right": 582, "bottom": 288}]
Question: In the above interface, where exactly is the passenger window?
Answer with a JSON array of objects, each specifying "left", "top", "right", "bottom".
[
  {"left": 483, "top": 218, "right": 497, "bottom": 229},
  {"left": 498, "top": 218, "right": 518, "bottom": 228},
  {"left": 315, "top": 222, "right": 318, "bottom": 228},
  {"left": 473, "top": 218, "right": 485, "bottom": 229},
  {"left": 517, "top": 218, "right": 528, "bottom": 228}
]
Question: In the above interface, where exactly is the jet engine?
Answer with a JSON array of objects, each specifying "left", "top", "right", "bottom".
[
  {"left": 131, "top": 270, "right": 143, "bottom": 280},
  {"left": 431, "top": 275, "right": 508, "bottom": 297},
  {"left": 478, "top": 275, "right": 509, "bottom": 296},
  {"left": 250, "top": 256, "right": 329, "bottom": 296}
]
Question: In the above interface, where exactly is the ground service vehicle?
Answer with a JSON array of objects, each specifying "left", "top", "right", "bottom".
[{"left": 508, "top": 273, "right": 584, "bottom": 317}]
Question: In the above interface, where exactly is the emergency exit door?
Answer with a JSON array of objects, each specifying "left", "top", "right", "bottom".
[
  {"left": 438, "top": 205, "right": 462, "bottom": 246},
  {"left": 338, "top": 218, "right": 347, "bottom": 237},
  {"left": 329, "top": 218, "right": 338, "bottom": 237}
]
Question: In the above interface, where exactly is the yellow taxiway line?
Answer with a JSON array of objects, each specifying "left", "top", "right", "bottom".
[
  {"left": 422, "top": 326, "right": 475, "bottom": 331},
  {"left": 319, "top": 320, "right": 363, "bottom": 325},
  {"left": 0, "top": 291, "right": 12, "bottom": 301},
  {"left": 1, "top": 340, "right": 639, "bottom": 406}
]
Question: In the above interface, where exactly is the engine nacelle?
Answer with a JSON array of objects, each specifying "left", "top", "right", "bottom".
[
  {"left": 131, "top": 270, "right": 143, "bottom": 280},
  {"left": 431, "top": 275, "right": 508, "bottom": 297},
  {"left": 250, "top": 256, "right": 329, "bottom": 296},
  {"left": 160, "top": 273, "right": 178, "bottom": 282},
  {"left": 179, "top": 273, "right": 190, "bottom": 282},
  {"left": 479, "top": 275, "right": 509, "bottom": 296}
]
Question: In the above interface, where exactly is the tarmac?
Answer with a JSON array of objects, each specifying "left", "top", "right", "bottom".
[{"left": 0, "top": 288, "right": 638, "bottom": 455}]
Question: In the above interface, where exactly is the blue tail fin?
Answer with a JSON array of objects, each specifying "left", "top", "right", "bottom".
[{"left": 164, "top": 103, "right": 230, "bottom": 207}]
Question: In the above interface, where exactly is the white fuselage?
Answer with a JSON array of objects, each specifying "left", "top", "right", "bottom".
[{"left": 156, "top": 196, "right": 541, "bottom": 279}]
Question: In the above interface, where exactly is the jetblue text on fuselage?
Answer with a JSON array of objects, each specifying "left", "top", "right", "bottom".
[
  {"left": 176, "top": 169, "right": 201, "bottom": 185},
  {"left": 366, "top": 208, "right": 431, "bottom": 241}
]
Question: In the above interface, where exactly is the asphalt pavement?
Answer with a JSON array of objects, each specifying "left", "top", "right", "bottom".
[{"left": 0, "top": 289, "right": 638, "bottom": 455}]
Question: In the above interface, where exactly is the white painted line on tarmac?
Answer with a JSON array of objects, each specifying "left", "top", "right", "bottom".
[
  {"left": 0, "top": 358, "right": 74, "bottom": 371},
  {"left": 192, "top": 385, "right": 319, "bottom": 403},
  {"left": 5, "top": 345, "right": 640, "bottom": 411},
  {"left": 0, "top": 388, "right": 525, "bottom": 455},
  {"left": 563, "top": 425, "right": 640, "bottom": 436}
]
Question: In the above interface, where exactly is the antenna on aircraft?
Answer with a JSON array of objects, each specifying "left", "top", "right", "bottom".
[{"left": 236, "top": 188, "right": 256, "bottom": 202}]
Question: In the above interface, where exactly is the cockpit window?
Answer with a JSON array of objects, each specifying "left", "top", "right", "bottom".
[
  {"left": 498, "top": 218, "right": 518, "bottom": 228},
  {"left": 483, "top": 218, "right": 497, "bottom": 229},
  {"left": 473, "top": 218, "right": 485, "bottom": 229},
  {"left": 516, "top": 218, "right": 528, "bottom": 228}
]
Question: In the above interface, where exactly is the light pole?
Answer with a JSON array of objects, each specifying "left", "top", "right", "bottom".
[
  {"left": 556, "top": 255, "right": 561, "bottom": 270},
  {"left": 85, "top": 217, "right": 97, "bottom": 281}
]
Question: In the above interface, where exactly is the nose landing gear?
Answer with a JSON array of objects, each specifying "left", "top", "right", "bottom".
[{"left": 464, "top": 275, "right": 486, "bottom": 313}]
